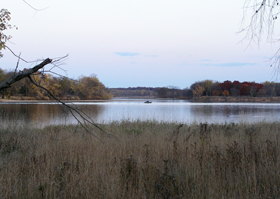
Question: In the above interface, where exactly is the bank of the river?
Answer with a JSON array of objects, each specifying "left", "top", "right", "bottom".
[
  {"left": 3, "top": 96, "right": 280, "bottom": 103},
  {"left": 192, "top": 96, "right": 280, "bottom": 102},
  {"left": 0, "top": 99, "right": 110, "bottom": 103},
  {"left": 0, "top": 95, "right": 112, "bottom": 103},
  {"left": 0, "top": 95, "right": 113, "bottom": 102}
]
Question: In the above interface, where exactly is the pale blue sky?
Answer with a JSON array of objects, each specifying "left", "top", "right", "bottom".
[{"left": 1, "top": 0, "right": 279, "bottom": 88}]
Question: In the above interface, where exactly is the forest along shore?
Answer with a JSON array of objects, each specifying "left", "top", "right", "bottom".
[
  {"left": 2, "top": 96, "right": 280, "bottom": 103},
  {"left": 192, "top": 96, "right": 280, "bottom": 102}
]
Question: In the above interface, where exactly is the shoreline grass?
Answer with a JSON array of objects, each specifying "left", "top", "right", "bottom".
[{"left": 1, "top": 121, "right": 280, "bottom": 198}]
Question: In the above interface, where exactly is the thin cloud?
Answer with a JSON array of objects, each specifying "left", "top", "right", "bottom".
[
  {"left": 203, "top": 62, "right": 257, "bottom": 67},
  {"left": 115, "top": 52, "right": 140, "bottom": 56},
  {"left": 145, "top": 55, "right": 158, "bottom": 57},
  {"left": 217, "top": 62, "right": 256, "bottom": 67}
]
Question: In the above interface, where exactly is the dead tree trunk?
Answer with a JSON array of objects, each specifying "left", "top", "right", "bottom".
[{"left": 0, "top": 58, "right": 52, "bottom": 91}]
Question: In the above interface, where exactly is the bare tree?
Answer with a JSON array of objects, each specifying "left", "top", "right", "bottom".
[{"left": 241, "top": 0, "right": 280, "bottom": 73}]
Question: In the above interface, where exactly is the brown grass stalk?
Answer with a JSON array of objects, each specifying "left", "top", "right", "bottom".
[{"left": 0, "top": 121, "right": 280, "bottom": 198}]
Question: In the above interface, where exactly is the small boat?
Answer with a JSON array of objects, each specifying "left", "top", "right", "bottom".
[{"left": 144, "top": 101, "right": 152, "bottom": 103}]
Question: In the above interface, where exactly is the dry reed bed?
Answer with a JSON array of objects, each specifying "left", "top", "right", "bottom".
[{"left": 0, "top": 121, "right": 280, "bottom": 198}]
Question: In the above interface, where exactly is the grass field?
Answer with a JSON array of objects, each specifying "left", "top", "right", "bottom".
[{"left": 0, "top": 120, "right": 280, "bottom": 198}]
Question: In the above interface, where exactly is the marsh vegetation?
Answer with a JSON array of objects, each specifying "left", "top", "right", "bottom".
[{"left": 1, "top": 120, "right": 280, "bottom": 198}]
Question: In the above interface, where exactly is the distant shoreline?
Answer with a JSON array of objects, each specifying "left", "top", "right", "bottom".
[
  {"left": 191, "top": 96, "right": 280, "bottom": 103},
  {"left": 1, "top": 96, "right": 280, "bottom": 103},
  {"left": 0, "top": 99, "right": 110, "bottom": 103}
]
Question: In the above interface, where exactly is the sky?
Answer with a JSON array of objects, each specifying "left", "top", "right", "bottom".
[{"left": 1, "top": 0, "right": 280, "bottom": 88}]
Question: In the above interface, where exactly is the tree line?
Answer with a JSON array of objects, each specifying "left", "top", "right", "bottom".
[
  {"left": 110, "top": 87, "right": 157, "bottom": 97},
  {"left": 110, "top": 80, "right": 280, "bottom": 99},
  {"left": 188, "top": 80, "right": 279, "bottom": 98},
  {"left": 3, "top": 74, "right": 280, "bottom": 100},
  {"left": 0, "top": 68, "right": 113, "bottom": 100},
  {"left": 110, "top": 86, "right": 184, "bottom": 98}
]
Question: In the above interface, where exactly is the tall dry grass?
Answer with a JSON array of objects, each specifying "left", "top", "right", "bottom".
[{"left": 0, "top": 120, "right": 280, "bottom": 198}]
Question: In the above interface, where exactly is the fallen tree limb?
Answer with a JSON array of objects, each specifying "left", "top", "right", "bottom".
[
  {"left": 0, "top": 56, "right": 114, "bottom": 141},
  {"left": 0, "top": 58, "right": 52, "bottom": 91},
  {"left": 28, "top": 75, "right": 117, "bottom": 141}
]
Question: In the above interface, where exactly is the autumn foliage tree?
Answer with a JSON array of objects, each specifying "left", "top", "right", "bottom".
[
  {"left": 212, "top": 90, "right": 220, "bottom": 96},
  {"left": 218, "top": 80, "right": 232, "bottom": 91},
  {"left": 188, "top": 79, "right": 271, "bottom": 98},
  {"left": 192, "top": 85, "right": 205, "bottom": 98},
  {"left": 0, "top": 9, "right": 15, "bottom": 58},
  {"left": 76, "top": 75, "right": 112, "bottom": 100},
  {"left": 0, "top": 68, "right": 112, "bottom": 100},
  {"left": 222, "top": 90, "right": 230, "bottom": 96},
  {"left": 218, "top": 80, "right": 263, "bottom": 97},
  {"left": 0, "top": 3, "right": 114, "bottom": 140}
]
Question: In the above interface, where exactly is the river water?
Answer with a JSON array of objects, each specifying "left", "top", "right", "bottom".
[{"left": 0, "top": 98, "right": 280, "bottom": 127}]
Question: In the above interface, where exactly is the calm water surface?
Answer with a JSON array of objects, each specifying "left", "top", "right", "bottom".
[{"left": 1, "top": 98, "right": 280, "bottom": 127}]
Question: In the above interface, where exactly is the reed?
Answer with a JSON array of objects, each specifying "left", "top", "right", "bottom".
[{"left": 0, "top": 120, "right": 280, "bottom": 198}]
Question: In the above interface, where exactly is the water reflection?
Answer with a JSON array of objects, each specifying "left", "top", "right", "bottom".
[
  {"left": 0, "top": 103, "right": 104, "bottom": 127},
  {"left": 189, "top": 103, "right": 280, "bottom": 123},
  {"left": 0, "top": 100, "right": 280, "bottom": 126}
]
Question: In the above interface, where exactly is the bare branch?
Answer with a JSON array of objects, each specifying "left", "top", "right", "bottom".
[
  {"left": 0, "top": 58, "right": 52, "bottom": 91},
  {"left": 27, "top": 75, "right": 117, "bottom": 141},
  {"left": 5, "top": 45, "right": 32, "bottom": 63},
  {"left": 241, "top": 0, "right": 280, "bottom": 70},
  {"left": 0, "top": 4, "right": 113, "bottom": 141},
  {"left": 22, "top": 0, "right": 50, "bottom": 12},
  {"left": 14, "top": 52, "right": 21, "bottom": 75}
]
